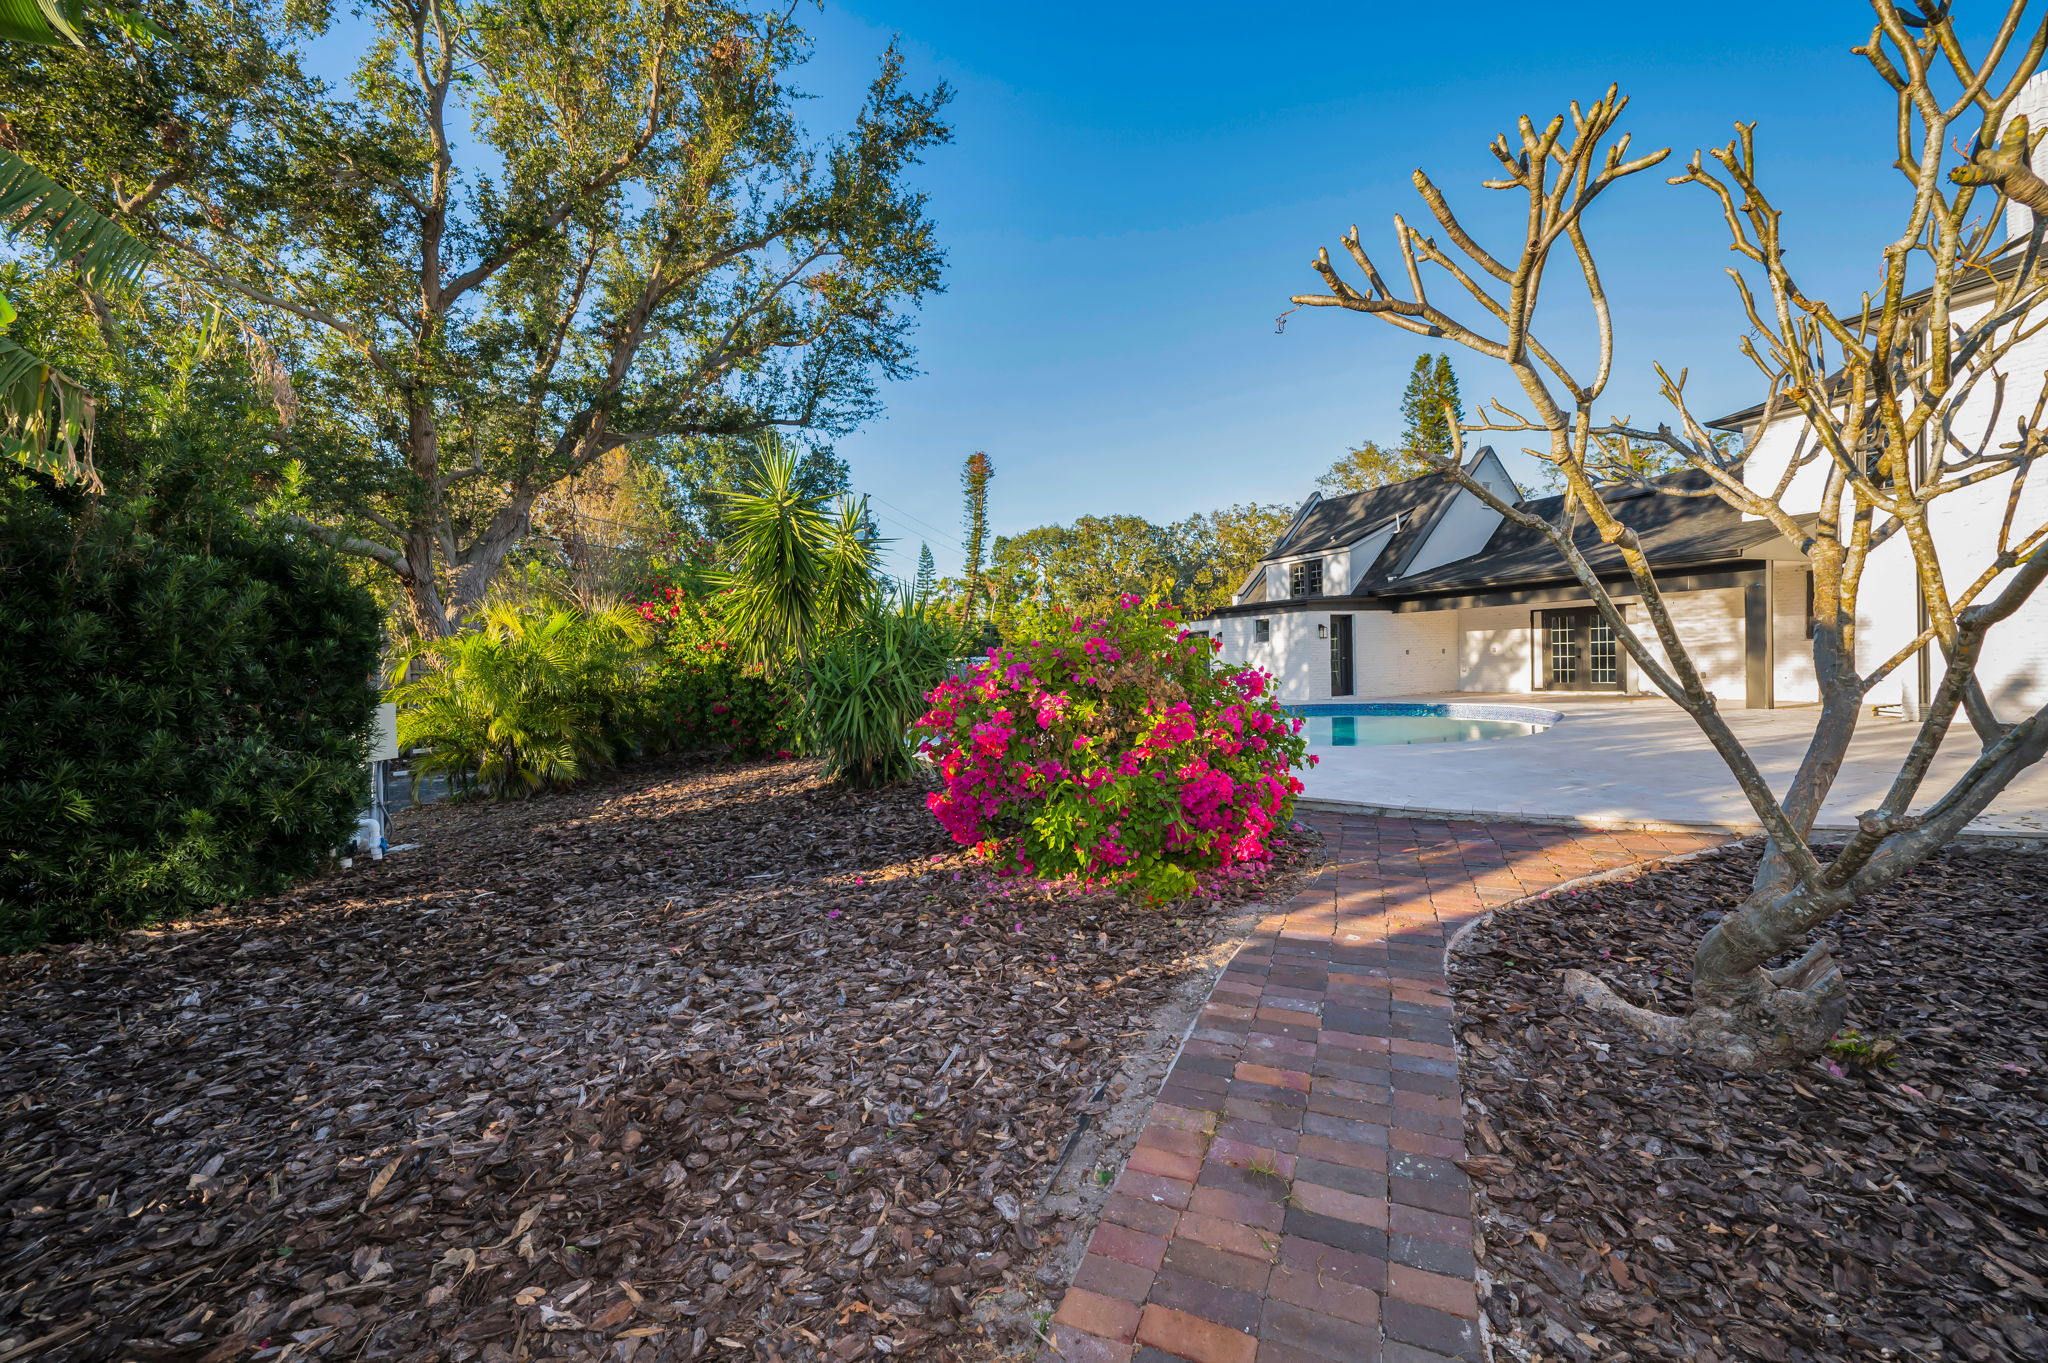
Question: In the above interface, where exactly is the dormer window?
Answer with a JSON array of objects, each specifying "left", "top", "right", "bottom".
[{"left": 1290, "top": 559, "right": 1324, "bottom": 597}]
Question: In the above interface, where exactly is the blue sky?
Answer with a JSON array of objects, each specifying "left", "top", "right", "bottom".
[
  {"left": 299, "top": 4, "right": 2014, "bottom": 582},
  {"left": 794, "top": 2, "right": 1998, "bottom": 580}
]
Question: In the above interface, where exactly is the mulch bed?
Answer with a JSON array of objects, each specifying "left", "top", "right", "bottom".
[
  {"left": 1451, "top": 841, "right": 2048, "bottom": 1363},
  {"left": 0, "top": 757, "right": 1307, "bottom": 1363}
]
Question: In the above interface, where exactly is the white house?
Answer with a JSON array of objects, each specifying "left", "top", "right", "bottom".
[
  {"left": 1196, "top": 412, "right": 2048, "bottom": 712},
  {"left": 1191, "top": 448, "right": 1818, "bottom": 708}
]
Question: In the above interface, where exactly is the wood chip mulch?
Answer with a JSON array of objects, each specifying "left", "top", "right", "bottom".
[
  {"left": 0, "top": 757, "right": 1307, "bottom": 1363},
  {"left": 1451, "top": 841, "right": 2048, "bottom": 1363}
]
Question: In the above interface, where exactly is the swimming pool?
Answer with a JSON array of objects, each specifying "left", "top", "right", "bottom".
[{"left": 1287, "top": 701, "right": 1560, "bottom": 748}]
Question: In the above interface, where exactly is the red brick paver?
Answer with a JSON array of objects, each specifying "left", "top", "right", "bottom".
[{"left": 1039, "top": 814, "right": 1724, "bottom": 1363}]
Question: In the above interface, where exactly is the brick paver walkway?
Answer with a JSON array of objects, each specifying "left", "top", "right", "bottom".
[{"left": 1043, "top": 813, "right": 1726, "bottom": 1363}]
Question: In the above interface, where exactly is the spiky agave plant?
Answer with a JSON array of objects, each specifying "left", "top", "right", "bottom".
[
  {"left": 805, "top": 592, "right": 963, "bottom": 788},
  {"left": 388, "top": 601, "right": 654, "bottom": 796}
]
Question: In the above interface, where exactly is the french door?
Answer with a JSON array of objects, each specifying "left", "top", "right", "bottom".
[{"left": 1539, "top": 608, "right": 1622, "bottom": 691}]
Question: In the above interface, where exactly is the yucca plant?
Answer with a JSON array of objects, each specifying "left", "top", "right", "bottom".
[
  {"left": 805, "top": 593, "right": 964, "bottom": 789},
  {"left": 715, "top": 436, "right": 883, "bottom": 670},
  {"left": 388, "top": 601, "right": 655, "bottom": 797}
]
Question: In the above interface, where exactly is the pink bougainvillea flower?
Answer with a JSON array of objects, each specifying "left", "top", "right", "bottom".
[{"left": 904, "top": 601, "right": 1306, "bottom": 903}]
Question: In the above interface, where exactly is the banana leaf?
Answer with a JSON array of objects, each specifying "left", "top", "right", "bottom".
[
  {"left": 0, "top": 151, "right": 152, "bottom": 291},
  {"left": 0, "top": 333, "right": 99, "bottom": 488}
]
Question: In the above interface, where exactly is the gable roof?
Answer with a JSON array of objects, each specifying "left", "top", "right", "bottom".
[
  {"left": 1383, "top": 469, "right": 1799, "bottom": 597},
  {"left": 1266, "top": 470, "right": 1457, "bottom": 558},
  {"left": 1263, "top": 448, "right": 1524, "bottom": 578},
  {"left": 1256, "top": 448, "right": 1520, "bottom": 594},
  {"left": 1200, "top": 466, "right": 1804, "bottom": 618}
]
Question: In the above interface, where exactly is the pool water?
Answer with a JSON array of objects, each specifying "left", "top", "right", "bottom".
[
  {"left": 1303, "top": 715, "right": 1548, "bottom": 747},
  {"left": 1286, "top": 702, "right": 1557, "bottom": 748}
]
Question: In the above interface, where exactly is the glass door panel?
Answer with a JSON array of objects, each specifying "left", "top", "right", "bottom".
[
  {"left": 1546, "top": 613, "right": 1579, "bottom": 687},
  {"left": 1540, "top": 608, "right": 1622, "bottom": 691}
]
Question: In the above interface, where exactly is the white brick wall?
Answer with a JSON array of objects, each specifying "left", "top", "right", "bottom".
[
  {"left": 1204, "top": 608, "right": 1455, "bottom": 703},
  {"left": 1356, "top": 612, "right": 1458, "bottom": 697},
  {"left": 1458, "top": 604, "right": 1534, "bottom": 691},
  {"left": 1207, "top": 610, "right": 1326, "bottom": 701},
  {"left": 1770, "top": 564, "right": 1819, "bottom": 704},
  {"left": 1209, "top": 588, "right": 1754, "bottom": 704},
  {"left": 1450, "top": 591, "right": 1751, "bottom": 699},
  {"left": 1736, "top": 290, "right": 2048, "bottom": 716},
  {"left": 1632, "top": 589, "right": 1748, "bottom": 700}
]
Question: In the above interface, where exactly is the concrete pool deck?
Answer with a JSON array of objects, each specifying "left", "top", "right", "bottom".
[{"left": 1295, "top": 694, "right": 2048, "bottom": 836}]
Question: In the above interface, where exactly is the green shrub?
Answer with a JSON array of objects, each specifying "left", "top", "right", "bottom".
[
  {"left": 388, "top": 602, "right": 655, "bottom": 796},
  {"left": 0, "top": 488, "right": 381, "bottom": 949},
  {"left": 647, "top": 649, "right": 801, "bottom": 760},
  {"left": 636, "top": 578, "right": 803, "bottom": 760},
  {"left": 806, "top": 595, "right": 963, "bottom": 788}
]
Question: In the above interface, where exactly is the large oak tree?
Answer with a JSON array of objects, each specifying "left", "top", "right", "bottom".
[{"left": 5, "top": 0, "right": 949, "bottom": 633}]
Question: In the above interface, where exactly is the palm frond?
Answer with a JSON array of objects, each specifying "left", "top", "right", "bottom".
[
  {"left": 715, "top": 436, "right": 838, "bottom": 668},
  {"left": 821, "top": 493, "right": 885, "bottom": 632},
  {"left": 0, "top": 0, "right": 166, "bottom": 49},
  {"left": 0, "top": 0, "right": 86, "bottom": 46},
  {"left": 0, "top": 332, "right": 99, "bottom": 488},
  {"left": 0, "top": 150, "right": 152, "bottom": 291},
  {"left": 387, "top": 601, "right": 657, "bottom": 797}
]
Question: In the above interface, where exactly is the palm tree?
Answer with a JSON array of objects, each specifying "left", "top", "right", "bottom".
[
  {"left": 821, "top": 489, "right": 886, "bottom": 632},
  {"left": 1, "top": 1, "right": 158, "bottom": 489},
  {"left": 387, "top": 600, "right": 655, "bottom": 796}
]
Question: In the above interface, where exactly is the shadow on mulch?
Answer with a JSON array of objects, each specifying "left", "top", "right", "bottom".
[
  {"left": 0, "top": 757, "right": 1310, "bottom": 1363},
  {"left": 1451, "top": 841, "right": 2048, "bottom": 1363}
]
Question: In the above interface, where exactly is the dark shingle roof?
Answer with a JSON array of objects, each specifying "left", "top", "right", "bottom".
[
  {"left": 1204, "top": 461, "right": 1795, "bottom": 619},
  {"left": 1269, "top": 473, "right": 1458, "bottom": 559},
  {"left": 1382, "top": 469, "right": 1796, "bottom": 597}
]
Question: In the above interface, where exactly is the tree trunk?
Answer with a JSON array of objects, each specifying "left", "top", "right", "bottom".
[
  {"left": 446, "top": 490, "right": 542, "bottom": 625},
  {"left": 400, "top": 536, "right": 456, "bottom": 639},
  {"left": 1563, "top": 879, "right": 1850, "bottom": 1072}
]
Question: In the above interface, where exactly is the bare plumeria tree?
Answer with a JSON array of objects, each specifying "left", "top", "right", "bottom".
[{"left": 1291, "top": 0, "right": 2048, "bottom": 1070}]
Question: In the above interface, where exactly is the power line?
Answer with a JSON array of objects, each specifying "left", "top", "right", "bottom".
[
  {"left": 864, "top": 491, "right": 966, "bottom": 553},
  {"left": 865, "top": 508, "right": 965, "bottom": 566}
]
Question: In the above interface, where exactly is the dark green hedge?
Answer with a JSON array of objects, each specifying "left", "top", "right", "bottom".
[{"left": 0, "top": 487, "right": 380, "bottom": 950}]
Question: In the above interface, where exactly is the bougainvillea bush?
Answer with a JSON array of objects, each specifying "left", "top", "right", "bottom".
[{"left": 912, "top": 596, "right": 1312, "bottom": 901}]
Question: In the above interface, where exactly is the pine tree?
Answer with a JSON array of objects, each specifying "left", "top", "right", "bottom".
[
  {"left": 1399, "top": 353, "right": 1464, "bottom": 464},
  {"left": 913, "top": 542, "right": 937, "bottom": 601},
  {"left": 959, "top": 452, "right": 994, "bottom": 622}
]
